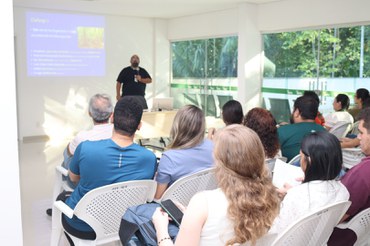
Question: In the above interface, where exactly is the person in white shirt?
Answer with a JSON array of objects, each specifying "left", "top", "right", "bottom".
[
  {"left": 270, "top": 131, "right": 350, "bottom": 233},
  {"left": 325, "top": 94, "right": 354, "bottom": 130}
]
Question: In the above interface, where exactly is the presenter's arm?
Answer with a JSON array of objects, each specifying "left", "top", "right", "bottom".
[
  {"left": 137, "top": 76, "right": 152, "bottom": 84},
  {"left": 116, "top": 81, "right": 122, "bottom": 101}
]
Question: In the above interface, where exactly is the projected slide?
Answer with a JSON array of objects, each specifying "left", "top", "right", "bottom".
[{"left": 27, "top": 12, "right": 105, "bottom": 76}]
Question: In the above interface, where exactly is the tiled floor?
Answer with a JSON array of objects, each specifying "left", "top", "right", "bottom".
[
  {"left": 19, "top": 138, "right": 70, "bottom": 246},
  {"left": 19, "top": 138, "right": 137, "bottom": 246}
]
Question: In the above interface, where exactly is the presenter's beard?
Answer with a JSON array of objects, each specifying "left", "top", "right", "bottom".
[{"left": 132, "top": 62, "right": 139, "bottom": 68}]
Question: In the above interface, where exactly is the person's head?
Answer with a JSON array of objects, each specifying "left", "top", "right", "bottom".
[
  {"left": 355, "top": 88, "right": 369, "bottom": 107},
  {"left": 333, "top": 94, "right": 350, "bottom": 111},
  {"left": 213, "top": 125, "right": 280, "bottom": 245},
  {"left": 221, "top": 100, "right": 243, "bottom": 125},
  {"left": 300, "top": 131, "right": 342, "bottom": 183},
  {"left": 168, "top": 105, "right": 205, "bottom": 149},
  {"left": 89, "top": 93, "right": 113, "bottom": 124},
  {"left": 130, "top": 54, "right": 140, "bottom": 68},
  {"left": 303, "top": 90, "right": 320, "bottom": 104},
  {"left": 243, "top": 107, "right": 279, "bottom": 158},
  {"left": 357, "top": 107, "right": 370, "bottom": 155},
  {"left": 292, "top": 96, "right": 319, "bottom": 122},
  {"left": 113, "top": 96, "right": 143, "bottom": 137}
]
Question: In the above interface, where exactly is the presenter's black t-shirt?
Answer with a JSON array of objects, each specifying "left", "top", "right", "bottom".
[{"left": 116, "top": 66, "right": 151, "bottom": 96}]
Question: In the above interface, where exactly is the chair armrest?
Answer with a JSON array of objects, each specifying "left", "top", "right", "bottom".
[
  {"left": 342, "top": 148, "right": 362, "bottom": 152},
  {"left": 54, "top": 200, "right": 74, "bottom": 219},
  {"left": 56, "top": 165, "right": 69, "bottom": 177},
  {"left": 336, "top": 221, "right": 349, "bottom": 229}
]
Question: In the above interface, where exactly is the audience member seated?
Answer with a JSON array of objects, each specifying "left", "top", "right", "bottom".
[
  {"left": 278, "top": 95, "right": 325, "bottom": 162},
  {"left": 63, "top": 93, "right": 114, "bottom": 188},
  {"left": 152, "top": 125, "right": 280, "bottom": 245},
  {"left": 340, "top": 97, "right": 370, "bottom": 148},
  {"left": 46, "top": 93, "right": 114, "bottom": 217},
  {"left": 154, "top": 105, "right": 214, "bottom": 200},
  {"left": 270, "top": 131, "right": 350, "bottom": 234},
  {"left": 303, "top": 90, "right": 325, "bottom": 126},
  {"left": 207, "top": 99, "right": 243, "bottom": 139},
  {"left": 328, "top": 107, "right": 370, "bottom": 246},
  {"left": 324, "top": 94, "right": 354, "bottom": 131},
  {"left": 348, "top": 88, "right": 369, "bottom": 121},
  {"left": 243, "top": 107, "right": 281, "bottom": 161},
  {"left": 59, "top": 96, "right": 157, "bottom": 243}
]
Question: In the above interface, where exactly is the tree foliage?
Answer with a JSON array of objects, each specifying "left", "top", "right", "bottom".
[
  {"left": 264, "top": 25, "right": 370, "bottom": 78},
  {"left": 172, "top": 36, "right": 238, "bottom": 78}
]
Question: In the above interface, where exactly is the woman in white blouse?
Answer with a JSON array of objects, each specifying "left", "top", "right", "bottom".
[
  {"left": 270, "top": 131, "right": 350, "bottom": 233},
  {"left": 325, "top": 94, "right": 354, "bottom": 130},
  {"left": 153, "top": 125, "right": 280, "bottom": 246}
]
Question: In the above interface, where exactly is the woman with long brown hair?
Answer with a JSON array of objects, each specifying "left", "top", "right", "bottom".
[{"left": 152, "top": 125, "right": 280, "bottom": 245}]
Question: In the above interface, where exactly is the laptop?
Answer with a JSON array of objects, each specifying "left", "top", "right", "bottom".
[{"left": 152, "top": 97, "right": 174, "bottom": 111}]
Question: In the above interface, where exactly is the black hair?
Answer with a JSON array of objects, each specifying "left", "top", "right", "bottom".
[
  {"left": 358, "top": 107, "right": 370, "bottom": 132},
  {"left": 301, "top": 131, "right": 342, "bottom": 183},
  {"left": 222, "top": 100, "right": 243, "bottom": 125},
  {"left": 294, "top": 96, "right": 319, "bottom": 120},
  {"left": 356, "top": 88, "right": 369, "bottom": 102},
  {"left": 335, "top": 94, "right": 350, "bottom": 111},
  {"left": 303, "top": 91, "right": 320, "bottom": 104},
  {"left": 113, "top": 96, "right": 143, "bottom": 136}
]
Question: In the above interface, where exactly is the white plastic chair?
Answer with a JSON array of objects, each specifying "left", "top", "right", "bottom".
[
  {"left": 288, "top": 154, "right": 301, "bottom": 165},
  {"left": 52, "top": 165, "right": 74, "bottom": 202},
  {"left": 342, "top": 147, "right": 365, "bottom": 169},
  {"left": 329, "top": 121, "right": 353, "bottom": 139},
  {"left": 158, "top": 167, "right": 218, "bottom": 206},
  {"left": 272, "top": 200, "right": 351, "bottom": 246},
  {"left": 336, "top": 207, "right": 370, "bottom": 246},
  {"left": 51, "top": 180, "right": 156, "bottom": 246}
]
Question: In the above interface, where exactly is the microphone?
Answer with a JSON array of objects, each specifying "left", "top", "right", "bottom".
[{"left": 134, "top": 67, "right": 139, "bottom": 82}]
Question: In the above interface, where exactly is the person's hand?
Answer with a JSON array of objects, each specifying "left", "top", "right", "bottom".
[
  {"left": 135, "top": 75, "right": 142, "bottom": 82},
  {"left": 207, "top": 128, "right": 216, "bottom": 140},
  {"left": 152, "top": 207, "right": 169, "bottom": 231},
  {"left": 276, "top": 182, "right": 293, "bottom": 199},
  {"left": 116, "top": 95, "right": 121, "bottom": 101}
]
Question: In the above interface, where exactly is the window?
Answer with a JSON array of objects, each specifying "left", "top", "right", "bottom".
[{"left": 171, "top": 36, "right": 238, "bottom": 117}]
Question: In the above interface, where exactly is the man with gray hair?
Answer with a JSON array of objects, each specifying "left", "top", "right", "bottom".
[
  {"left": 66, "top": 93, "right": 114, "bottom": 158},
  {"left": 46, "top": 93, "right": 113, "bottom": 216}
]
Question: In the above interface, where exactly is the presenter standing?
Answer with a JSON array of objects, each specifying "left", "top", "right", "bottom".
[{"left": 116, "top": 54, "right": 152, "bottom": 109}]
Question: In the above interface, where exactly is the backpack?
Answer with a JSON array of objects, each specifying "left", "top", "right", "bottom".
[{"left": 119, "top": 203, "right": 179, "bottom": 246}]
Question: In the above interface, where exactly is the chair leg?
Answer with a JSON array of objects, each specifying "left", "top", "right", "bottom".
[{"left": 50, "top": 207, "right": 62, "bottom": 246}]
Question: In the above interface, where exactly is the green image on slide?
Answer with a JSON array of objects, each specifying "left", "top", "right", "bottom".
[{"left": 77, "top": 27, "right": 104, "bottom": 49}]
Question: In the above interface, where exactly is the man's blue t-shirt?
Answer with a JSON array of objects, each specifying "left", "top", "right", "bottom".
[{"left": 65, "top": 139, "right": 157, "bottom": 232}]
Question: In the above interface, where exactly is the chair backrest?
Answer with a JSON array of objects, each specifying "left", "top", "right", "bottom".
[
  {"left": 159, "top": 167, "right": 218, "bottom": 206},
  {"left": 342, "top": 147, "right": 365, "bottom": 169},
  {"left": 272, "top": 201, "right": 351, "bottom": 246},
  {"left": 73, "top": 180, "right": 156, "bottom": 245},
  {"left": 288, "top": 154, "right": 301, "bottom": 165},
  {"left": 336, "top": 207, "right": 370, "bottom": 246},
  {"left": 329, "top": 121, "right": 353, "bottom": 139}
]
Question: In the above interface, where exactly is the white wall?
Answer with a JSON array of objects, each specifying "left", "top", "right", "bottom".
[
  {"left": 258, "top": 0, "right": 370, "bottom": 32},
  {"left": 14, "top": 7, "right": 169, "bottom": 140},
  {"left": 1, "top": 0, "right": 23, "bottom": 245}
]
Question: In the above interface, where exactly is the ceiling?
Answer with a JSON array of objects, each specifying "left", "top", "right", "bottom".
[{"left": 13, "top": 0, "right": 284, "bottom": 19}]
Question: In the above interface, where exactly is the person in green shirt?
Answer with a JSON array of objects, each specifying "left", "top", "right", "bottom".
[{"left": 278, "top": 95, "right": 326, "bottom": 162}]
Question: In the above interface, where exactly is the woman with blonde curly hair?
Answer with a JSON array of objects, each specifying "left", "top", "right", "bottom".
[
  {"left": 154, "top": 105, "right": 214, "bottom": 199},
  {"left": 152, "top": 124, "right": 280, "bottom": 245}
]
